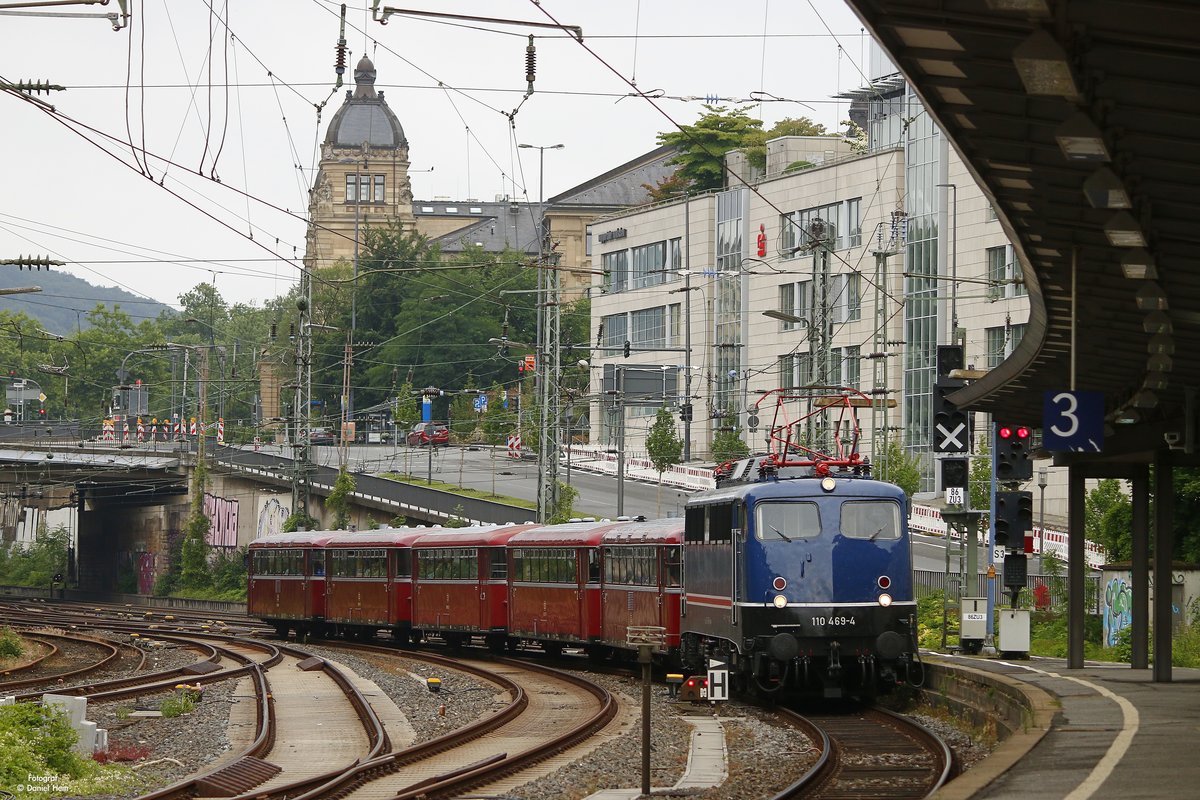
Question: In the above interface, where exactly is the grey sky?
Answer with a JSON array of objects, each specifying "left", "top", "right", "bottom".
[{"left": 0, "top": 0, "right": 867, "bottom": 313}]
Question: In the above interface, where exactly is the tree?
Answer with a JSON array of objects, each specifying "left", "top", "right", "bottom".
[
  {"left": 877, "top": 440, "right": 921, "bottom": 499},
  {"left": 711, "top": 429, "right": 750, "bottom": 464},
  {"left": 969, "top": 437, "right": 993, "bottom": 513},
  {"left": 656, "top": 105, "right": 764, "bottom": 192},
  {"left": 179, "top": 459, "right": 212, "bottom": 591},
  {"left": 1086, "top": 479, "right": 1131, "bottom": 561},
  {"left": 548, "top": 481, "right": 579, "bottom": 525},
  {"left": 646, "top": 406, "right": 684, "bottom": 515},
  {"left": 325, "top": 468, "right": 357, "bottom": 530},
  {"left": 642, "top": 172, "right": 691, "bottom": 203}
]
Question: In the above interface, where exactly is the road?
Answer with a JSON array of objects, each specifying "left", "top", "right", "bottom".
[{"left": 267, "top": 442, "right": 691, "bottom": 522}]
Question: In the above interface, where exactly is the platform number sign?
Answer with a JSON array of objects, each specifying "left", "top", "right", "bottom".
[
  {"left": 707, "top": 659, "right": 729, "bottom": 702},
  {"left": 1043, "top": 390, "right": 1104, "bottom": 452}
]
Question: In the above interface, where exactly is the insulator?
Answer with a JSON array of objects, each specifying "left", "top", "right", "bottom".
[
  {"left": 525, "top": 35, "right": 536, "bottom": 85},
  {"left": 288, "top": 323, "right": 296, "bottom": 338},
  {"left": 334, "top": 38, "right": 347, "bottom": 76},
  {"left": 269, "top": 323, "right": 277, "bottom": 340}
]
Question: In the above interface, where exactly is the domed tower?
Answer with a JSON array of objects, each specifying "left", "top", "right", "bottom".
[{"left": 305, "top": 56, "right": 415, "bottom": 273}]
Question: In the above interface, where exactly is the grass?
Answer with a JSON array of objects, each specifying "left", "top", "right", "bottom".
[{"left": 379, "top": 472, "right": 536, "bottom": 510}]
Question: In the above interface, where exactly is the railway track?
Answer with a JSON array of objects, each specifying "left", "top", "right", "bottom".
[{"left": 776, "top": 703, "right": 955, "bottom": 799}]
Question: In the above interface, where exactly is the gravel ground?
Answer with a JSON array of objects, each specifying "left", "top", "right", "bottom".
[{"left": 67, "top": 636, "right": 997, "bottom": 800}]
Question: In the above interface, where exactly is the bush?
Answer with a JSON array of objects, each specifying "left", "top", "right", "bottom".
[
  {"left": 0, "top": 626, "right": 24, "bottom": 659},
  {"left": 0, "top": 703, "right": 92, "bottom": 783}
]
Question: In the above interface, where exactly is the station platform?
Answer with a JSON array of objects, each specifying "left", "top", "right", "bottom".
[{"left": 932, "top": 653, "right": 1200, "bottom": 799}]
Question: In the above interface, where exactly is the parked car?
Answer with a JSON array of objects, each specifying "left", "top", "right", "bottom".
[
  {"left": 309, "top": 427, "right": 336, "bottom": 445},
  {"left": 406, "top": 422, "right": 449, "bottom": 447}
]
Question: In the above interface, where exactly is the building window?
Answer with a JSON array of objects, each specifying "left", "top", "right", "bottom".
[
  {"left": 669, "top": 237, "right": 682, "bottom": 272},
  {"left": 345, "top": 174, "right": 383, "bottom": 204},
  {"left": 778, "top": 283, "right": 796, "bottom": 331},
  {"left": 601, "top": 313, "right": 627, "bottom": 349},
  {"left": 668, "top": 303, "right": 681, "bottom": 346},
  {"left": 832, "top": 273, "right": 861, "bottom": 322},
  {"left": 779, "top": 354, "right": 797, "bottom": 389},
  {"left": 840, "top": 346, "right": 861, "bottom": 389},
  {"left": 783, "top": 198, "right": 860, "bottom": 254},
  {"left": 847, "top": 198, "right": 862, "bottom": 247},
  {"left": 632, "top": 242, "right": 667, "bottom": 289},
  {"left": 987, "top": 245, "right": 1024, "bottom": 299},
  {"left": 716, "top": 190, "right": 744, "bottom": 273},
  {"left": 603, "top": 250, "right": 629, "bottom": 293},
  {"left": 986, "top": 323, "right": 1026, "bottom": 368},
  {"left": 631, "top": 307, "right": 666, "bottom": 347}
]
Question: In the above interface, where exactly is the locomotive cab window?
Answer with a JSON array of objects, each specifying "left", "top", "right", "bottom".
[
  {"left": 840, "top": 500, "right": 901, "bottom": 541},
  {"left": 756, "top": 502, "right": 821, "bottom": 541},
  {"left": 685, "top": 502, "right": 738, "bottom": 543}
]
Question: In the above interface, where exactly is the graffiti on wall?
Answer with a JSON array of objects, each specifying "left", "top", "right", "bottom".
[
  {"left": 138, "top": 552, "right": 156, "bottom": 595},
  {"left": 1104, "top": 574, "right": 1133, "bottom": 647},
  {"left": 203, "top": 493, "right": 239, "bottom": 548},
  {"left": 257, "top": 497, "right": 290, "bottom": 539}
]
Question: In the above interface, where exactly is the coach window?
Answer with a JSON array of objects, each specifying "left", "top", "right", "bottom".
[
  {"left": 840, "top": 501, "right": 900, "bottom": 541},
  {"left": 664, "top": 546, "right": 681, "bottom": 587},
  {"left": 394, "top": 550, "right": 412, "bottom": 578},
  {"left": 587, "top": 550, "right": 600, "bottom": 583},
  {"left": 757, "top": 502, "right": 821, "bottom": 541},
  {"left": 489, "top": 548, "right": 507, "bottom": 580},
  {"left": 311, "top": 551, "right": 325, "bottom": 577}
]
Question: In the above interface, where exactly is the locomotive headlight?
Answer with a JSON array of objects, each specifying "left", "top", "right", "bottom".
[
  {"left": 878, "top": 593, "right": 893, "bottom": 607},
  {"left": 772, "top": 594, "right": 788, "bottom": 609},
  {"left": 820, "top": 476, "right": 837, "bottom": 493}
]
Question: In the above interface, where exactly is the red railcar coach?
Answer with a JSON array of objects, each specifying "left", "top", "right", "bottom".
[
  {"left": 600, "top": 519, "right": 684, "bottom": 654},
  {"left": 410, "top": 524, "right": 535, "bottom": 649},
  {"left": 247, "top": 531, "right": 337, "bottom": 638},
  {"left": 324, "top": 529, "right": 426, "bottom": 639},
  {"left": 507, "top": 520, "right": 628, "bottom": 657}
]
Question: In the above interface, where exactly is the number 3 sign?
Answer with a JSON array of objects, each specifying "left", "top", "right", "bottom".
[{"left": 1042, "top": 390, "right": 1104, "bottom": 452}]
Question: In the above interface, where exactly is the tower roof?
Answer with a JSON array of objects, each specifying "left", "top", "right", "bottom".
[{"left": 323, "top": 56, "right": 406, "bottom": 148}]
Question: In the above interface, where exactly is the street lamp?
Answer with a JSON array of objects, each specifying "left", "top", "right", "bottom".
[{"left": 1037, "top": 467, "right": 1049, "bottom": 572}]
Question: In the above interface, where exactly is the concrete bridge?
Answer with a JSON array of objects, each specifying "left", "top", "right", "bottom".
[{"left": 0, "top": 429, "right": 529, "bottom": 593}]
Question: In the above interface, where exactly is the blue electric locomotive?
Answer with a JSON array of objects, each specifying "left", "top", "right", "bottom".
[{"left": 679, "top": 389, "right": 919, "bottom": 698}]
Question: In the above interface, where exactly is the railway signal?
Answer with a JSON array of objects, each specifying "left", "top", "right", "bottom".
[
  {"left": 932, "top": 380, "right": 968, "bottom": 453},
  {"left": 995, "top": 422, "right": 1033, "bottom": 481}
]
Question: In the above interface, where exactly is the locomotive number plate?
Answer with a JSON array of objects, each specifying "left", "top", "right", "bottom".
[{"left": 811, "top": 616, "right": 856, "bottom": 627}]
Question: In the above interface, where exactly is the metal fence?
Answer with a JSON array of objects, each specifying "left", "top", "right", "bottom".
[{"left": 915, "top": 569, "right": 1101, "bottom": 615}]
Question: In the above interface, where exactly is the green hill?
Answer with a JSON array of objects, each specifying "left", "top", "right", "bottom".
[{"left": 0, "top": 269, "right": 173, "bottom": 333}]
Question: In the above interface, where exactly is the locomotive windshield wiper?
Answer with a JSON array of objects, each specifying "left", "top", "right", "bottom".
[
  {"left": 868, "top": 525, "right": 887, "bottom": 541},
  {"left": 768, "top": 524, "right": 792, "bottom": 542}
]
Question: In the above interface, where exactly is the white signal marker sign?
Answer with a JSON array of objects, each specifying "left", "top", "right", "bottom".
[{"left": 707, "top": 667, "right": 729, "bottom": 701}]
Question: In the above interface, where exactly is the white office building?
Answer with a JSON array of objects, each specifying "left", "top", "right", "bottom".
[{"left": 587, "top": 49, "right": 1029, "bottom": 487}]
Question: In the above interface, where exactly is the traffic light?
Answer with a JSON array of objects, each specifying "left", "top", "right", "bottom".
[
  {"left": 994, "top": 489, "right": 1033, "bottom": 548},
  {"left": 995, "top": 422, "right": 1033, "bottom": 481},
  {"left": 940, "top": 457, "right": 968, "bottom": 490},
  {"left": 679, "top": 403, "right": 693, "bottom": 423},
  {"left": 936, "top": 344, "right": 964, "bottom": 379},
  {"left": 623, "top": 340, "right": 631, "bottom": 358},
  {"left": 932, "top": 380, "right": 968, "bottom": 453}
]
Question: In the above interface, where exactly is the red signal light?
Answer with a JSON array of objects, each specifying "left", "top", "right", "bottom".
[
  {"left": 998, "top": 426, "right": 1013, "bottom": 439},
  {"left": 686, "top": 679, "right": 696, "bottom": 688},
  {"left": 1016, "top": 426, "right": 1031, "bottom": 439}
]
